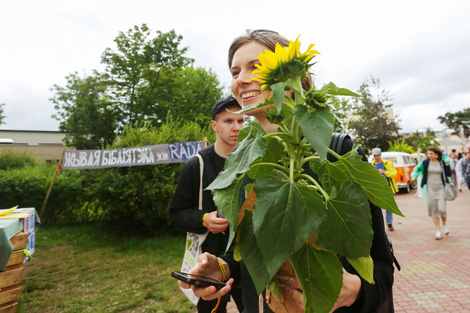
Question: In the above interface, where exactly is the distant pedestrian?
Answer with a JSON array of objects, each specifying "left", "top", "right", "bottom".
[
  {"left": 371, "top": 147, "right": 399, "bottom": 231},
  {"left": 411, "top": 146, "right": 452, "bottom": 240},
  {"left": 455, "top": 151, "right": 470, "bottom": 191},
  {"left": 447, "top": 149, "right": 458, "bottom": 186}
]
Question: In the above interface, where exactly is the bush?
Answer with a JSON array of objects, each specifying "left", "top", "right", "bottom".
[
  {"left": 0, "top": 150, "right": 36, "bottom": 170},
  {"left": 387, "top": 139, "right": 415, "bottom": 154},
  {"left": 0, "top": 165, "right": 103, "bottom": 224},
  {"left": 82, "top": 119, "right": 215, "bottom": 235}
]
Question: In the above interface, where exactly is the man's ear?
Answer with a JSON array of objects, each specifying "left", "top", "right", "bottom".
[{"left": 211, "top": 120, "right": 217, "bottom": 132}]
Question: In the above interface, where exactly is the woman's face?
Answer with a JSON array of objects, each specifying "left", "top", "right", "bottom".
[
  {"left": 230, "top": 41, "right": 273, "bottom": 115},
  {"left": 427, "top": 150, "right": 438, "bottom": 161}
]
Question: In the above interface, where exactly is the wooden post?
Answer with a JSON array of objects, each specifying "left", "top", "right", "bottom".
[
  {"left": 39, "top": 149, "right": 64, "bottom": 221},
  {"left": 203, "top": 137, "right": 208, "bottom": 148}
]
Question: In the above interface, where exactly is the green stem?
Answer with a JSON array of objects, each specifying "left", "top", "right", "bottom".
[
  {"left": 264, "top": 132, "right": 292, "bottom": 141},
  {"left": 300, "top": 156, "right": 321, "bottom": 167},
  {"left": 290, "top": 157, "right": 295, "bottom": 184},
  {"left": 250, "top": 162, "right": 290, "bottom": 175},
  {"left": 327, "top": 148, "right": 341, "bottom": 160},
  {"left": 279, "top": 124, "right": 291, "bottom": 135},
  {"left": 299, "top": 174, "right": 330, "bottom": 200}
]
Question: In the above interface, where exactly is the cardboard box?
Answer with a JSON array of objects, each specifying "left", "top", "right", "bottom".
[
  {"left": 26, "top": 232, "right": 35, "bottom": 257},
  {"left": 0, "top": 208, "right": 35, "bottom": 235}
]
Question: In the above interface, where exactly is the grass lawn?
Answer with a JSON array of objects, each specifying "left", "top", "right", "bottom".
[{"left": 18, "top": 223, "right": 197, "bottom": 313}]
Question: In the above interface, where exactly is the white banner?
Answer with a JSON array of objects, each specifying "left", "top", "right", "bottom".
[{"left": 62, "top": 141, "right": 205, "bottom": 170}]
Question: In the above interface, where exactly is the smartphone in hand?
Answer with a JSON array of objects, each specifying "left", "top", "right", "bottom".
[{"left": 171, "top": 271, "right": 226, "bottom": 290}]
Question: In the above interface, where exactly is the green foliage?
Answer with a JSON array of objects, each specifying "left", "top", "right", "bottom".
[
  {"left": 81, "top": 118, "right": 215, "bottom": 235},
  {"left": 208, "top": 72, "right": 401, "bottom": 311},
  {"left": 404, "top": 133, "right": 440, "bottom": 152},
  {"left": 438, "top": 107, "right": 470, "bottom": 138},
  {"left": 0, "top": 149, "right": 37, "bottom": 170},
  {"left": 348, "top": 76, "right": 401, "bottom": 153},
  {"left": 388, "top": 138, "right": 415, "bottom": 154},
  {"left": 0, "top": 165, "right": 99, "bottom": 224},
  {"left": 52, "top": 24, "right": 224, "bottom": 149},
  {"left": 101, "top": 25, "right": 192, "bottom": 127},
  {"left": 329, "top": 97, "right": 353, "bottom": 133},
  {"left": 51, "top": 71, "right": 119, "bottom": 149}
]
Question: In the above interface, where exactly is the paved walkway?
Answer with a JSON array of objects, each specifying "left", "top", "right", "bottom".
[
  {"left": 227, "top": 188, "right": 470, "bottom": 313},
  {"left": 390, "top": 187, "right": 470, "bottom": 312}
]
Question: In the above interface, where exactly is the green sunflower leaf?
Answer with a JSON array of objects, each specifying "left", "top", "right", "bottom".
[
  {"left": 328, "top": 148, "right": 403, "bottom": 216},
  {"left": 238, "top": 210, "right": 271, "bottom": 294},
  {"left": 294, "top": 105, "right": 334, "bottom": 161},
  {"left": 290, "top": 243, "right": 343, "bottom": 313},
  {"left": 208, "top": 131, "right": 266, "bottom": 190},
  {"left": 247, "top": 136, "right": 285, "bottom": 180},
  {"left": 237, "top": 120, "right": 265, "bottom": 143},
  {"left": 347, "top": 255, "right": 374, "bottom": 284},
  {"left": 321, "top": 82, "right": 360, "bottom": 97},
  {"left": 315, "top": 180, "right": 373, "bottom": 258},
  {"left": 271, "top": 81, "right": 289, "bottom": 114},
  {"left": 252, "top": 174, "right": 327, "bottom": 279},
  {"left": 212, "top": 174, "right": 246, "bottom": 251}
]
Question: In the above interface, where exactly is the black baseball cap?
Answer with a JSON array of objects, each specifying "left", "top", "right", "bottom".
[{"left": 211, "top": 96, "right": 241, "bottom": 120}]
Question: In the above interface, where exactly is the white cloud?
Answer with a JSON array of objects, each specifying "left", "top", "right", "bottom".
[{"left": 1, "top": 0, "right": 469, "bottom": 133}]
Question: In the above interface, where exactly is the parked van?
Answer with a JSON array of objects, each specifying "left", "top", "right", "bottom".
[{"left": 369, "top": 151, "right": 417, "bottom": 193}]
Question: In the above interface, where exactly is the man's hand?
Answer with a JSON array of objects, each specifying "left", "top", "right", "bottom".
[
  {"left": 286, "top": 269, "right": 361, "bottom": 312},
  {"left": 204, "top": 211, "right": 229, "bottom": 234},
  {"left": 177, "top": 253, "right": 233, "bottom": 301},
  {"left": 378, "top": 168, "right": 385, "bottom": 175}
]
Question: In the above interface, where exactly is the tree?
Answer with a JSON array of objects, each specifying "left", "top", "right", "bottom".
[
  {"left": 0, "top": 102, "right": 5, "bottom": 125},
  {"left": 330, "top": 96, "right": 353, "bottom": 132},
  {"left": 387, "top": 138, "right": 414, "bottom": 154},
  {"left": 52, "top": 25, "right": 225, "bottom": 148},
  {"left": 165, "top": 66, "right": 224, "bottom": 127},
  {"left": 51, "top": 71, "right": 119, "bottom": 149},
  {"left": 438, "top": 108, "right": 470, "bottom": 138},
  {"left": 404, "top": 133, "right": 440, "bottom": 153},
  {"left": 101, "top": 24, "right": 194, "bottom": 128},
  {"left": 348, "top": 76, "right": 401, "bottom": 153}
]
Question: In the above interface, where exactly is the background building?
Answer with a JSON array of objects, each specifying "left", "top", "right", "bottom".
[{"left": 0, "top": 130, "right": 66, "bottom": 163}]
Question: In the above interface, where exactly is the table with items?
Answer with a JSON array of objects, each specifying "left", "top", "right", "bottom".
[{"left": 0, "top": 207, "right": 39, "bottom": 313}]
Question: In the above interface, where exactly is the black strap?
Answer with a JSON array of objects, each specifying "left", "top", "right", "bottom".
[{"left": 389, "top": 240, "right": 401, "bottom": 271}]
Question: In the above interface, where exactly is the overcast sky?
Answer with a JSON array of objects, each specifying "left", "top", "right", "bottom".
[{"left": 1, "top": 0, "right": 469, "bottom": 133}]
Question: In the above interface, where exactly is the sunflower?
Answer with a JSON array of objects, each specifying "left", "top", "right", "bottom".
[{"left": 251, "top": 35, "right": 319, "bottom": 90}]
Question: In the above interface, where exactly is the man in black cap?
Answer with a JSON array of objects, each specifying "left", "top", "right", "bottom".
[{"left": 170, "top": 96, "right": 244, "bottom": 313}]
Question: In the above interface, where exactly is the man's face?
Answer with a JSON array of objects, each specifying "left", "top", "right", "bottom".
[
  {"left": 374, "top": 154, "right": 382, "bottom": 163},
  {"left": 211, "top": 107, "right": 245, "bottom": 147}
]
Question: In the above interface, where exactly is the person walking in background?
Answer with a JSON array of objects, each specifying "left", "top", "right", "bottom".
[
  {"left": 448, "top": 149, "right": 458, "bottom": 186},
  {"left": 170, "top": 96, "right": 245, "bottom": 313},
  {"left": 411, "top": 146, "right": 452, "bottom": 240},
  {"left": 371, "top": 147, "right": 399, "bottom": 231},
  {"left": 457, "top": 151, "right": 470, "bottom": 191},
  {"left": 455, "top": 151, "right": 470, "bottom": 192}
]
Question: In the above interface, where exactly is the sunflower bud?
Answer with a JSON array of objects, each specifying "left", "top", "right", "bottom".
[
  {"left": 305, "top": 89, "right": 329, "bottom": 109},
  {"left": 265, "top": 107, "right": 285, "bottom": 124}
]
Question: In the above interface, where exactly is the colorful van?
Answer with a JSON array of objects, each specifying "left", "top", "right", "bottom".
[{"left": 369, "top": 151, "right": 417, "bottom": 193}]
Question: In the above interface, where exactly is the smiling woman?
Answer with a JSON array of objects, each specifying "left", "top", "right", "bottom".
[{"left": 178, "top": 29, "right": 400, "bottom": 313}]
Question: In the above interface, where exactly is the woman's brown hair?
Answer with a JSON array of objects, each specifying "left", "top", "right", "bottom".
[
  {"left": 427, "top": 146, "right": 443, "bottom": 160},
  {"left": 228, "top": 29, "right": 312, "bottom": 91}
]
